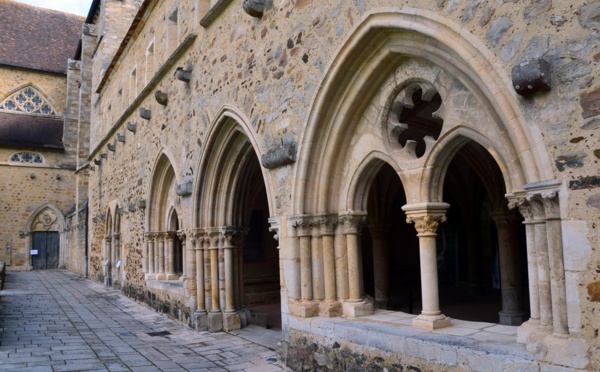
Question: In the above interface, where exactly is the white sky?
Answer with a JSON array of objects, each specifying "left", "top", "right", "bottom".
[{"left": 12, "top": 0, "right": 93, "bottom": 17}]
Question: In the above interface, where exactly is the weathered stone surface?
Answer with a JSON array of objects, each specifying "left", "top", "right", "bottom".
[
  {"left": 580, "top": 88, "right": 600, "bottom": 119},
  {"left": 261, "top": 140, "right": 297, "bottom": 169},
  {"left": 501, "top": 34, "right": 522, "bottom": 63},
  {"left": 588, "top": 282, "right": 600, "bottom": 302},
  {"left": 562, "top": 221, "right": 592, "bottom": 272},
  {"left": 461, "top": 0, "right": 483, "bottom": 22},
  {"left": 569, "top": 176, "right": 600, "bottom": 190},
  {"left": 578, "top": 2, "right": 600, "bottom": 29},
  {"left": 524, "top": 0, "right": 552, "bottom": 20},
  {"left": 479, "top": 6, "right": 495, "bottom": 27},
  {"left": 555, "top": 151, "right": 586, "bottom": 171},
  {"left": 486, "top": 17, "right": 513, "bottom": 46}
]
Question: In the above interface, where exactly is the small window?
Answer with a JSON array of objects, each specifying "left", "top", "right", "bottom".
[
  {"left": 0, "top": 86, "right": 57, "bottom": 115},
  {"left": 145, "top": 41, "right": 155, "bottom": 84},
  {"left": 130, "top": 66, "right": 138, "bottom": 102},
  {"left": 9, "top": 152, "right": 44, "bottom": 164},
  {"left": 168, "top": 7, "right": 179, "bottom": 54}
]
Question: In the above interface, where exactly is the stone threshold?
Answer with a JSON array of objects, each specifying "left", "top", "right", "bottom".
[{"left": 286, "top": 309, "right": 539, "bottom": 370}]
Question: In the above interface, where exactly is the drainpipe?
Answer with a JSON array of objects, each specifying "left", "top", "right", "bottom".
[{"left": 84, "top": 200, "right": 89, "bottom": 278}]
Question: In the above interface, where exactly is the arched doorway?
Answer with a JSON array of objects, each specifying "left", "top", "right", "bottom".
[
  {"left": 27, "top": 203, "right": 65, "bottom": 270},
  {"left": 193, "top": 110, "right": 279, "bottom": 332},
  {"left": 438, "top": 140, "right": 527, "bottom": 325}
]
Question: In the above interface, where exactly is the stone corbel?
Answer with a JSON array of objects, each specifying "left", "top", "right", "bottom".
[
  {"left": 243, "top": 0, "right": 266, "bottom": 17},
  {"left": 261, "top": 140, "right": 297, "bottom": 169},
  {"left": 139, "top": 107, "right": 151, "bottom": 120},
  {"left": 175, "top": 67, "right": 192, "bottom": 83},
  {"left": 512, "top": 58, "right": 551, "bottom": 97},
  {"left": 126, "top": 121, "right": 137, "bottom": 133},
  {"left": 155, "top": 90, "right": 168, "bottom": 106},
  {"left": 117, "top": 133, "right": 126, "bottom": 143},
  {"left": 137, "top": 199, "right": 147, "bottom": 209},
  {"left": 176, "top": 180, "right": 193, "bottom": 196},
  {"left": 107, "top": 141, "right": 116, "bottom": 152}
]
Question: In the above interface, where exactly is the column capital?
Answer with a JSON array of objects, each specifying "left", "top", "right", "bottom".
[
  {"left": 507, "top": 193, "right": 535, "bottom": 223},
  {"left": 105, "top": 234, "right": 112, "bottom": 242},
  {"left": 402, "top": 202, "right": 449, "bottom": 235},
  {"left": 339, "top": 212, "right": 367, "bottom": 235},
  {"left": 177, "top": 229, "right": 186, "bottom": 241},
  {"left": 112, "top": 232, "right": 121, "bottom": 239},
  {"left": 268, "top": 217, "right": 280, "bottom": 242},
  {"left": 523, "top": 179, "right": 562, "bottom": 220},
  {"left": 540, "top": 191, "right": 560, "bottom": 220},
  {"left": 144, "top": 231, "right": 158, "bottom": 239}
]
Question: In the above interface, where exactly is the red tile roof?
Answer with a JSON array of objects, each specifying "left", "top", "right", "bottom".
[{"left": 0, "top": 0, "right": 84, "bottom": 74}]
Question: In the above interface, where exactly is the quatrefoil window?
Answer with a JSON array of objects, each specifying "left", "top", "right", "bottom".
[
  {"left": 0, "top": 86, "right": 56, "bottom": 115},
  {"left": 387, "top": 82, "right": 444, "bottom": 158},
  {"left": 9, "top": 152, "right": 44, "bottom": 164}
]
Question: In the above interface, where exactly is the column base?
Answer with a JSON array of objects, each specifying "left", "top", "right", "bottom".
[
  {"left": 155, "top": 273, "right": 166, "bottom": 280},
  {"left": 208, "top": 311, "right": 223, "bottom": 332},
  {"left": 165, "top": 273, "right": 179, "bottom": 280},
  {"left": 179, "top": 275, "right": 187, "bottom": 282},
  {"left": 145, "top": 273, "right": 157, "bottom": 280},
  {"left": 224, "top": 311, "right": 241, "bottom": 332},
  {"left": 342, "top": 299, "right": 373, "bottom": 318},
  {"left": 542, "top": 334, "right": 589, "bottom": 370},
  {"left": 104, "top": 277, "right": 112, "bottom": 287},
  {"left": 289, "top": 300, "right": 319, "bottom": 318},
  {"left": 517, "top": 319, "right": 551, "bottom": 344},
  {"left": 319, "top": 300, "right": 342, "bottom": 317},
  {"left": 239, "top": 308, "right": 251, "bottom": 327},
  {"left": 499, "top": 310, "right": 527, "bottom": 326},
  {"left": 193, "top": 310, "right": 208, "bottom": 331},
  {"left": 412, "top": 313, "right": 452, "bottom": 330}
]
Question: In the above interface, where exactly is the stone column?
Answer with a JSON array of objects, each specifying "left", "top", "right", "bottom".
[
  {"left": 157, "top": 233, "right": 166, "bottom": 280},
  {"left": 233, "top": 229, "right": 250, "bottom": 326},
  {"left": 334, "top": 222, "right": 349, "bottom": 301},
  {"left": 222, "top": 228, "right": 240, "bottom": 331},
  {"left": 491, "top": 210, "right": 525, "bottom": 325},
  {"left": 295, "top": 220, "right": 313, "bottom": 301},
  {"left": 341, "top": 213, "right": 372, "bottom": 318},
  {"left": 207, "top": 230, "right": 222, "bottom": 332},
  {"left": 104, "top": 235, "right": 112, "bottom": 286},
  {"left": 368, "top": 224, "right": 390, "bottom": 309},
  {"left": 528, "top": 195, "right": 553, "bottom": 331},
  {"left": 145, "top": 232, "right": 156, "bottom": 279},
  {"left": 509, "top": 195, "right": 542, "bottom": 344},
  {"left": 112, "top": 233, "right": 121, "bottom": 287},
  {"left": 143, "top": 232, "right": 149, "bottom": 274},
  {"left": 321, "top": 217, "right": 341, "bottom": 316},
  {"left": 541, "top": 191, "right": 568, "bottom": 336},
  {"left": 403, "top": 203, "right": 451, "bottom": 330},
  {"left": 311, "top": 222, "right": 325, "bottom": 301},
  {"left": 191, "top": 231, "right": 207, "bottom": 331},
  {"left": 166, "top": 233, "right": 177, "bottom": 280},
  {"left": 178, "top": 230, "right": 187, "bottom": 282}
]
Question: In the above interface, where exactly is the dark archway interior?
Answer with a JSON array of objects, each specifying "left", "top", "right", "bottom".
[
  {"left": 438, "top": 141, "right": 528, "bottom": 323},
  {"left": 239, "top": 151, "right": 281, "bottom": 330},
  {"left": 168, "top": 211, "right": 183, "bottom": 275},
  {"left": 361, "top": 142, "right": 528, "bottom": 324}
]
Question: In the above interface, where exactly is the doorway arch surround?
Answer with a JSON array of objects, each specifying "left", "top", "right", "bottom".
[{"left": 286, "top": 8, "right": 570, "bottom": 355}]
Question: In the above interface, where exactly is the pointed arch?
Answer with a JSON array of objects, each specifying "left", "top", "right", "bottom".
[
  {"left": 293, "top": 8, "right": 551, "bottom": 214},
  {"left": 25, "top": 202, "right": 66, "bottom": 233},
  {"left": 193, "top": 105, "right": 275, "bottom": 228},
  {"left": 148, "top": 150, "right": 180, "bottom": 231}
]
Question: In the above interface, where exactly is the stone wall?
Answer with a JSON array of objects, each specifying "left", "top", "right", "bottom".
[{"left": 85, "top": 0, "right": 600, "bottom": 370}]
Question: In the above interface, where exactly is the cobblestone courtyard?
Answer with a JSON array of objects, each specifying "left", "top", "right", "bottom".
[{"left": 0, "top": 270, "right": 289, "bottom": 371}]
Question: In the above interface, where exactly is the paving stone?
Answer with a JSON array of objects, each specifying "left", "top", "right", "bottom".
[{"left": 0, "top": 270, "right": 290, "bottom": 371}]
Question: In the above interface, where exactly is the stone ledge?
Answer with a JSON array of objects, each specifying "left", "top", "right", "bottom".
[{"left": 286, "top": 313, "right": 541, "bottom": 371}]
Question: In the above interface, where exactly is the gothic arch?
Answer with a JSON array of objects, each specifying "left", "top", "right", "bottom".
[
  {"left": 0, "top": 83, "right": 59, "bottom": 115},
  {"left": 194, "top": 105, "right": 275, "bottom": 228},
  {"left": 293, "top": 8, "right": 551, "bottom": 215},
  {"left": 25, "top": 203, "right": 66, "bottom": 269},
  {"left": 148, "top": 150, "right": 180, "bottom": 231}
]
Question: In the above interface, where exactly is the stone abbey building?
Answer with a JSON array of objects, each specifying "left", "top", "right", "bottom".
[{"left": 2, "top": 0, "right": 600, "bottom": 370}]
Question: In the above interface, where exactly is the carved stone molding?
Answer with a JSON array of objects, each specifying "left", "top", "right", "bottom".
[
  {"left": 32, "top": 208, "right": 60, "bottom": 231},
  {"left": 339, "top": 213, "right": 367, "bottom": 235},
  {"left": 402, "top": 202, "right": 449, "bottom": 235},
  {"left": 406, "top": 215, "right": 446, "bottom": 234}
]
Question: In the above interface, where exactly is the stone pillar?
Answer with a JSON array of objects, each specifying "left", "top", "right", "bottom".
[
  {"left": 295, "top": 221, "right": 313, "bottom": 301},
  {"left": 191, "top": 231, "right": 207, "bottom": 331},
  {"left": 222, "top": 228, "right": 240, "bottom": 331},
  {"left": 529, "top": 196, "right": 553, "bottom": 331},
  {"left": 334, "top": 222, "right": 349, "bottom": 301},
  {"left": 233, "top": 229, "right": 250, "bottom": 326},
  {"left": 166, "top": 233, "right": 177, "bottom": 280},
  {"left": 311, "top": 222, "right": 325, "bottom": 301},
  {"left": 403, "top": 203, "right": 451, "bottom": 330},
  {"left": 491, "top": 210, "right": 525, "bottom": 325},
  {"left": 341, "top": 213, "right": 372, "bottom": 318},
  {"left": 143, "top": 232, "right": 149, "bottom": 274},
  {"left": 112, "top": 233, "right": 121, "bottom": 287},
  {"left": 208, "top": 230, "right": 222, "bottom": 332},
  {"left": 320, "top": 218, "right": 341, "bottom": 317},
  {"left": 104, "top": 235, "right": 112, "bottom": 286},
  {"left": 157, "top": 233, "right": 166, "bottom": 280},
  {"left": 541, "top": 192, "right": 569, "bottom": 336},
  {"left": 368, "top": 224, "right": 390, "bottom": 309},
  {"left": 145, "top": 232, "right": 156, "bottom": 279},
  {"left": 178, "top": 230, "right": 187, "bottom": 282}
]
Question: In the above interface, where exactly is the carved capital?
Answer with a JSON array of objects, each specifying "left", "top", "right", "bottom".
[
  {"left": 541, "top": 192, "right": 560, "bottom": 220},
  {"left": 339, "top": 213, "right": 367, "bottom": 235},
  {"left": 406, "top": 214, "right": 446, "bottom": 235}
]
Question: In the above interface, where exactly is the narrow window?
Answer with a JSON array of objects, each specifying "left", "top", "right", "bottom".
[
  {"left": 145, "top": 41, "right": 155, "bottom": 84},
  {"left": 167, "top": 7, "right": 179, "bottom": 54},
  {"left": 129, "top": 66, "right": 138, "bottom": 102}
]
